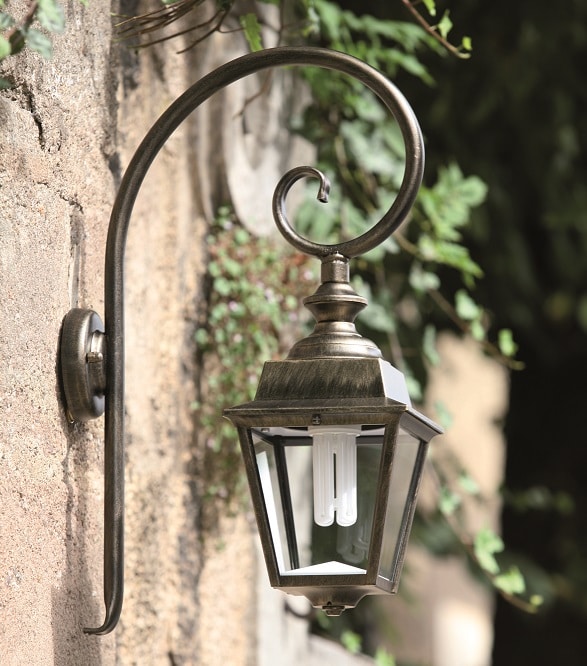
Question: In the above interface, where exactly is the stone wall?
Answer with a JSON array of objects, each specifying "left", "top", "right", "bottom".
[
  {"left": 1, "top": 2, "right": 119, "bottom": 663},
  {"left": 0, "top": 3, "right": 338, "bottom": 664},
  {"left": 0, "top": 3, "right": 260, "bottom": 663}
]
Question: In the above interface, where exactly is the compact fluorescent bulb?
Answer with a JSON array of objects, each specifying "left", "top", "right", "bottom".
[{"left": 310, "top": 425, "right": 361, "bottom": 527}]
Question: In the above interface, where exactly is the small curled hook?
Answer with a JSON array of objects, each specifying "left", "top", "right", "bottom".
[
  {"left": 272, "top": 166, "right": 334, "bottom": 257},
  {"left": 272, "top": 65, "right": 423, "bottom": 260},
  {"left": 315, "top": 171, "right": 331, "bottom": 203}
]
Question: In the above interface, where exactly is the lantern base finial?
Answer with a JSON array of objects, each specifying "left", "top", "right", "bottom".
[
  {"left": 287, "top": 254, "right": 383, "bottom": 360},
  {"left": 322, "top": 603, "right": 346, "bottom": 617}
]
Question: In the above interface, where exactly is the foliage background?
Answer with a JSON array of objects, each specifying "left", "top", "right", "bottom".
[{"left": 361, "top": 0, "right": 587, "bottom": 663}]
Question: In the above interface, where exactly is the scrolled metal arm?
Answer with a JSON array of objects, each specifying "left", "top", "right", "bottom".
[{"left": 86, "top": 46, "right": 423, "bottom": 634}]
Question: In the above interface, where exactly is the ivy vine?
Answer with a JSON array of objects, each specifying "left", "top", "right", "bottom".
[
  {"left": 193, "top": 207, "right": 316, "bottom": 505},
  {"left": 0, "top": 0, "right": 89, "bottom": 86}
]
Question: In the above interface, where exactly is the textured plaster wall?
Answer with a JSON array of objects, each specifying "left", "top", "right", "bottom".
[
  {"left": 0, "top": 2, "right": 261, "bottom": 664},
  {"left": 0, "top": 1, "right": 325, "bottom": 663},
  {"left": 0, "top": 2, "right": 118, "bottom": 663},
  {"left": 388, "top": 333, "right": 508, "bottom": 666}
]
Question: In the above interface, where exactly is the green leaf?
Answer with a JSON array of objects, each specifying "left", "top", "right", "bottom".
[
  {"left": 458, "top": 472, "right": 481, "bottom": 496},
  {"left": 240, "top": 13, "right": 263, "bottom": 52},
  {"left": 375, "top": 648, "right": 397, "bottom": 666},
  {"left": 470, "top": 318, "right": 485, "bottom": 341},
  {"left": 295, "top": 187, "right": 339, "bottom": 242},
  {"left": 433, "top": 400, "right": 453, "bottom": 429},
  {"left": 194, "top": 328, "right": 210, "bottom": 347},
  {"left": 437, "top": 10, "right": 453, "bottom": 39},
  {"left": 25, "top": 29, "right": 53, "bottom": 59},
  {"left": 37, "top": 0, "right": 65, "bottom": 33},
  {"left": 498, "top": 328, "right": 518, "bottom": 357},
  {"left": 455, "top": 290, "right": 482, "bottom": 321},
  {"left": 0, "top": 12, "right": 15, "bottom": 30},
  {"left": 456, "top": 174, "right": 488, "bottom": 206},
  {"left": 409, "top": 264, "right": 440, "bottom": 292},
  {"left": 303, "top": 5, "right": 321, "bottom": 37},
  {"left": 439, "top": 487, "right": 461, "bottom": 516},
  {"left": 422, "top": 0, "right": 436, "bottom": 16},
  {"left": 340, "top": 119, "right": 403, "bottom": 177},
  {"left": 0, "top": 34, "right": 10, "bottom": 59},
  {"left": 220, "top": 256, "right": 243, "bottom": 278},
  {"left": 420, "top": 166, "right": 487, "bottom": 240},
  {"left": 474, "top": 527, "right": 504, "bottom": 575},
  {"left": 405, "top": 373, "right": 422, "bottom": 402},
  {"left": 386, "top": 49, "right": 433, "bottom": 85},
  {"left": 494, "top": 566, "right": 526, "bottom": 595},
  {"left": 341, "top": 630, "right": 362, "bottom": 655},
  {"left": 213, "top": 277, "right": 233, "bottom": 297},
  {"left": 461, "top": 35, "right": 473, "bottom": 51},
  {"left": 423, "top": 325, "right": 441, "bottom": 366},
  {"left": 418, "top": 237, "right": 483, "bottom": 279},
  {"left": 362, "top": 302, "right": 396, "bottom": 333},
  {"left": 314, "top": 610, "right": 331, "bottom": 630},
  {"left": 233, "top": 227, "right": 250, "bottom": 246}
]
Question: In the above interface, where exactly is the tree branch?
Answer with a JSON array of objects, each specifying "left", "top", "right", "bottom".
[{"left": 400, "top": 0, "right": 471, "bottom": 59}]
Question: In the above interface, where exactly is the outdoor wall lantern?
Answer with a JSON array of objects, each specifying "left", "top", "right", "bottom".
[{"left": 59, "top": 46, "right": 442, "bottom": 635}]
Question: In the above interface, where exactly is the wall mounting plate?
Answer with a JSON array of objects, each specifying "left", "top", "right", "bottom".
[{"left": 60, "top": 308, "right": 106, "bottom": 422}]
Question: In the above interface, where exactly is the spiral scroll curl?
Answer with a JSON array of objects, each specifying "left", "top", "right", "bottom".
[{"left": 273, "top": 161, "right": 415, "bottom": 259}]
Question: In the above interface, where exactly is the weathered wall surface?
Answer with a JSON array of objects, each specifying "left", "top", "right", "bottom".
[
  {"left": 389, "top": 333, "right": 508, "bottom": 666},
  {"left": 1, "top": 2, "right": 119, "bottom": 663},
  {"left": 0, "top": 2, "right": 261, "bottom": 664},
  {"left": 0, "top": 2, "right": 321, "bottom": 663}
]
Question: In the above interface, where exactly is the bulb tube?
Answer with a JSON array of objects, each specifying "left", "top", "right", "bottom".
[{"left": 310, "top": 425, "right": 361, "bottom": 527}]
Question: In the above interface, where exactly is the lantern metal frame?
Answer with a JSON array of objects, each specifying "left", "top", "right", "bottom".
[
  {"left": 225, "top": 356, "right": 441, "bottom": 615},
  {"left": 58, "top": 45, "right": 441, "bottom": 635}
]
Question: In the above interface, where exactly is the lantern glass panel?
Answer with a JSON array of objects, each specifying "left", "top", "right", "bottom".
[
  {"left": 378, "top": 429, "right": 427, "bottom": 583},
  {"left": 251, "top": 425, "right": 385, "bottom": 576}
]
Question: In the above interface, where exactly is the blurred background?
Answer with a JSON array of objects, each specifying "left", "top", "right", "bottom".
[
  {"left": 318, "top": 0, "right": 587, "bottom": 662},
  {"left": 378, "top": 1, "right": 587, "bottom": 662}
]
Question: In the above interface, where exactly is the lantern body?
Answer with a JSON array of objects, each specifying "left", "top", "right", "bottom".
[{"left": 225, "top": 357, "right": 441, "bottom": 614}]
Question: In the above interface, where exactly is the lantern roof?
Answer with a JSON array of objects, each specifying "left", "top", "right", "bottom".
[{"left": 224, "top": 357, "right": 443, "bottom": 439}]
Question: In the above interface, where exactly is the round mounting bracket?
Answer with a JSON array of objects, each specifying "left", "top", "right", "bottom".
[{"left": 60, "top": 308, "right": 106, "bottom": 422}]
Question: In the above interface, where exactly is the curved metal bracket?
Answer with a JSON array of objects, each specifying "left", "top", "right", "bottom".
[{"left": 59, "top": 46, "right": 424, "bottom": 635}]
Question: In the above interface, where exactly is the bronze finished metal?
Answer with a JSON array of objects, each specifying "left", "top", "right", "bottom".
[
  {"left": 58, "top": 46, "right": 426, "bottom": 634},
  {"left": 224, "top": 352, "right": 441, "bottom": 613},
  {"left": 60, "top": 309, "right": 106, "bottom": 422}
]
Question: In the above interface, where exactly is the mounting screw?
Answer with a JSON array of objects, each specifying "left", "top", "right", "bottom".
[{"left": 322, "top": 603, "right": 345, "bottom": 617}]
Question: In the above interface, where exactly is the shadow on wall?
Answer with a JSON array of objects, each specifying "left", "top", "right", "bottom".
[{"left": 51, "top": 349, "right": 103, "bottom": 666}]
